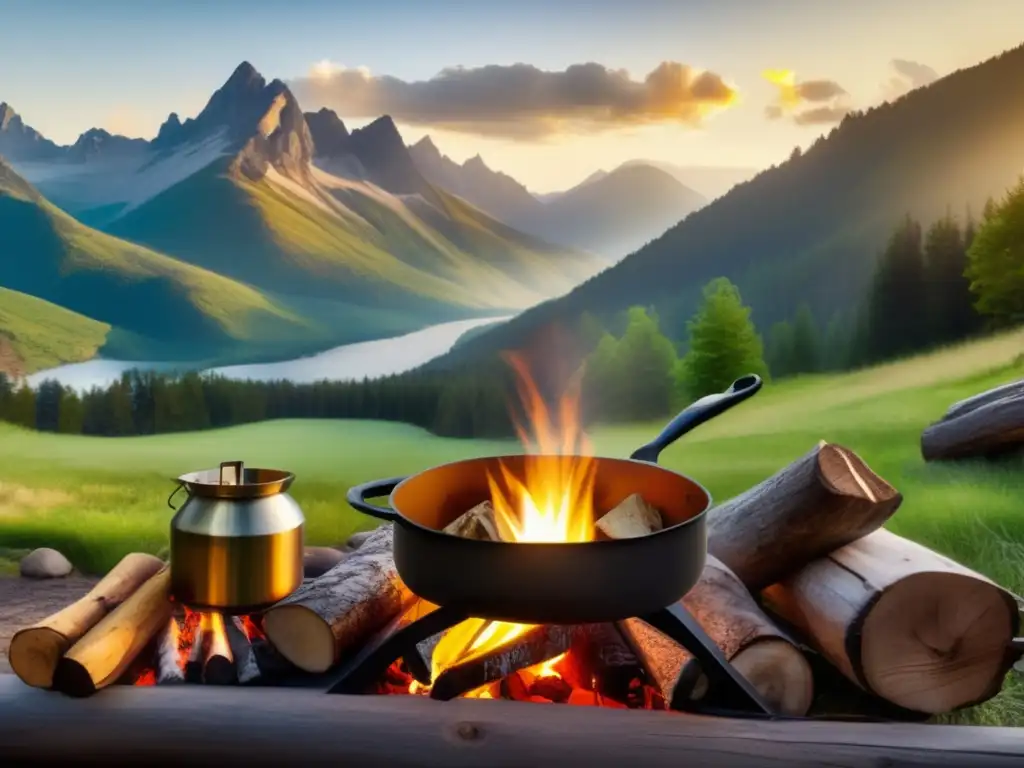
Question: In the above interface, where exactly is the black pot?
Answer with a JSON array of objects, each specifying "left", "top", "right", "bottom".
[{"left": 347, "top": 375, "right": 762, "bottom": 624}]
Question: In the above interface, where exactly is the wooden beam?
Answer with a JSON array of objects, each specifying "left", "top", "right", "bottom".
[{"left": 1, "top": 675, "right": 1022, "bottom": 767}]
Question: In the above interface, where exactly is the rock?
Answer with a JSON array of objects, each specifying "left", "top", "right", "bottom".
[
  {"left": 19, "top": 548, "right": 73, "bottom": 579},
  {"left": 303, "top": 546, "right": 349, "bottom": 579},
  {"left": 346, "top": 530, "right": 377, "bottom": 550}
]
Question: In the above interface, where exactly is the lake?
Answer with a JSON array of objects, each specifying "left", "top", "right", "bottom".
[{"left": 25, "top": 316, "right": 509, "bottom": 392}]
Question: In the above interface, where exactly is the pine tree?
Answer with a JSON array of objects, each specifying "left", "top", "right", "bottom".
[
  {"left": 678, "top": 278, "right": 769, "bottom": 399},
  {"left": 583, "top": 332, "right": 623, "bottom": 421},
  {"left": 790, "top": 303, "right": 821, "bottom": 373},
  {"left": 923, "top": 213, "right": 979, "bottom": 345},
  {"left": 864, "top": 214, "right": 929, "bottom": 362},
  {"left": 766, "top": 321, "right": 796, "bottom": 378}
]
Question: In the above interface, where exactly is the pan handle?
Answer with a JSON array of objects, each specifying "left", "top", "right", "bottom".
[
  {"left": 629, "top": 374, "right": 764, "bottom": 464},
  {"left": 346, "top": 477, "right": 407, "bottom": 523}
]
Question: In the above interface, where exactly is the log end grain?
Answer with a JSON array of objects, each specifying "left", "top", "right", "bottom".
[
  {"left": 8, "top": 626, "right": 68, "bottom": 689},
  {"left": 261, "top": 604, "right": 337, "bottom": 674}
]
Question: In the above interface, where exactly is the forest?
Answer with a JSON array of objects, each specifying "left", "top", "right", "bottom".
[{"left": 1, "top": 178, "right": 1021, "bottom": 441}]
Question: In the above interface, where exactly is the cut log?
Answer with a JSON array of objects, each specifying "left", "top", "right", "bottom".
[
  {"left": 921, "top": 393, "right": 1024, "bottom": 461},
  {"left": 429, "top": 623, "right": 575, "bottom": 701},
  {"left": 595, "top": 493, "right": 663, "bottom": 540},
  {"left": 8, "top": 552, "right": 164, "bottom": 688},
  {"left": 201, "top": 613, "right": 236, "bottom": 685},
  {"left": 707, "top": 441, "right": 902, "bottom": 590},
  {"left": 620, "top": 555, "right": 813, "bottom": 716},
  {"left": 762, "top": 528, "right": 1021, "bottom": 713},
  {"left": 184, "top": 618, "right": 206, "bottom": 683},
  {"left": 52, "top": 566, "right": 173, "bottom": 697},
  {"left": 443, "top": 500, "right": 503, "bottom": 541},
  {"left": 262, "top": 524, "right": 415, "bottom": 674},
  {"left": 944, "top": 378, "right": 1024, "bottom": 421}
]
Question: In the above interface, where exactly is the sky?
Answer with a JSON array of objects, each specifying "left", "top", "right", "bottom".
[{"left": 2, "top": 0, "right": 1023, "bottom": 192}]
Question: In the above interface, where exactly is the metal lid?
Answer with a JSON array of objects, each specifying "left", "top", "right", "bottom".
[{"left": 176, "top": 461, "right": 294, "bottom": 499}]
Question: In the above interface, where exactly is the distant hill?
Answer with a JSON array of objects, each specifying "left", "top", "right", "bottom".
[
  {"left": 1, "top": 63, "right": 600, "bottom": 358},
  {"left": 409, "top": 139, "right": 706, "bottom": 261},
  {"left": 429, "top": 43, "right": 1024, "bottom": 370},
  {"left": 617, "top": 161, "right": 759, "bottom": 201},
  {"left": 0, "top": 157, "right": 316, "bottom": 364}
]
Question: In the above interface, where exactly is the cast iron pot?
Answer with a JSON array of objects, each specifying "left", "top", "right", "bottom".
[{"left": 347, "top": 374, "right": 762, "bottom": 625}]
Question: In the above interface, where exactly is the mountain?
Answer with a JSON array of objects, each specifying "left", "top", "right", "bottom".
[
  {"left": 0, "top": 103, "right": 64, "bottom": 161},
  {"left": 618, "top": 161, "right": 759, "bottom": 201},
  {"left": 408, "top": 140, "right": 706, "bottom": 260},
  {"left": 431, "top": 43, "right": 1024, "bottom": 370},
  {"left": 0, "top": 157, "right": 316, "bottom": 366},
  {"left": 0, "top": 63, "right": 600, "bottom": 355}
]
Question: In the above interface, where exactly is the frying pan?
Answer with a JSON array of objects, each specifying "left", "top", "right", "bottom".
[{"left": 346, "top": 374, "right": 763, "bottom": 625}]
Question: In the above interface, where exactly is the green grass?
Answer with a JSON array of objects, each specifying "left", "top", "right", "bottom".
[
  {"left": 0, "top": 331, "right": 1023, "bottom": 722},
  {"left": 0, "top": 287, "right": 111, "bottom": 374}
]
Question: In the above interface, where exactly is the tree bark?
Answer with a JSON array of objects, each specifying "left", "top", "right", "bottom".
[
  {"left": 52, "top": 566, "right": 173, "bottom": 697},
  {"left": 763, "top": 528, "right": 1021, "bottom": 713},
  {"left": 707, "top": 441, "right": 902, "bottom": 590},
  {"left": 921, "top": 392, "right": 1024, "bottom": 461},
  {"left": 620, "top": 556, "right": 813, "bottom": 716},
  {"left": 944, "top": 378, "right": 1024, "bottom": 421},
  {"left": 262, "top": 525, "right": 415, "bottom": 674},
  {"left": 8, "top": 553, "right": 164, "bottom": 688}
]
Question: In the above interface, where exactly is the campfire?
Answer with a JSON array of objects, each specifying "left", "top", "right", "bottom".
[{"left": 6, "top": 365, "right": 1022, "bottom": 722}]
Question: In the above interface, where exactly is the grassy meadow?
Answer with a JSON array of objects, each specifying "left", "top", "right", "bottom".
[{"left": 0, "top": 328, "right": 1023, "bottom": 722}]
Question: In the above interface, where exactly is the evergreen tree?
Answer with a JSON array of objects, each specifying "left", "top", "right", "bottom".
[
  {"left": 790, "top": 303, "right": 821, "bottom": 373},
  {"left": 614, "top": 307, "right": 678, "bottom": 420},
  {"left": 583, "top": 332, "right": 623, "bottom": 421},
  {"left": 57, "top": 390, "right": 85, "bottom": 434},
  {"left": 34, "top": 379, "right": 64, "bottom": 432},
  {"left": 678, "top": 278, "right": 769, "bottom": 399},
  {"left": 821, "top": 310, "right": 853, "bottom": 371},
  {"left": 864, "top": 214, "right": 928, "bottom": 362},
  {"left": 8, "top": 385, "right": 36, "bottom": 429},
  {"left": 0, "top": 373, "right": 11, "bottom": 422},
  {"left": 766, "top": 321, "right": 797, "bottom": 378},
  {"left": 923, "top": 213, "right": 980, "bottom": 345},
  {"left": 966, "top": 177, "right": 1024, "bottom": 327}
]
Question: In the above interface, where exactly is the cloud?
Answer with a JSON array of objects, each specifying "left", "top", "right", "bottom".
[
  {"left": 883, "top": 58, "right": 939, "bottom": 100},
  {"left": 289, "top": 60, "right": 739, "bottom": 140},
  {"left": 762, "top": 69, "right": 852, "bottom": 126}
]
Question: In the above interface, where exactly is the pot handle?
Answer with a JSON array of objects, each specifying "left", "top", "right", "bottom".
[
  {"left": 630, "top": 374, "right": 764, "bottom": 464},
  {"left": 167, "top": 482, "right": 186, "bottom": 511},
  {"left": 346, "top": 477, "right": 406, "bottom": 523}
]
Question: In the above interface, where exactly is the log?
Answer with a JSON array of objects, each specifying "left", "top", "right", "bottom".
[
  {"left": 5, "top": 675, "right": 1024, "bottom": 767},
  {"left": 594, "top": 493, "right": 663, "bottom": 539},
  {"left": 429, "top": 623, "right": 576, "bottom": 701},
  {"left": 227, "top": 617, "right": 261, "bottom": 685},
  {"left": 8, "top": 552, "right": 164, "bottom": 688},
  {"left": 921, "top": 393, "right": 1024, "bottom": 461},
  {"left": 944, "top": 378, "right": 1024, "bottom": 421},
  {"left": 620, "top": 555, "right": 813, "bottom": 716},
  {"left": 202, "top": 613, "right": 236, "bottom": 685},
  {"left": 443, "top": 500, "right": 503, "bottom": 541},
  {"left": 52, "top": 566, "right": 173, "bottom": 697},
  {"left": 262, "top": 524, "right": 415, "bottom": 673},
  {"left": 184, "top": 618, "right": 206, "bottom": 683},
  {"left": 707, "top": 441, "right": 902, "bottom": 590},
  {"left": 559, "top": 623, "right": 647, "bottom": 705},
  {"left": 762, "top": 528, "right": 1021, "bottom": 713},
  {"left": 155, "top": 618, "right": 185, "bottom": 685}
]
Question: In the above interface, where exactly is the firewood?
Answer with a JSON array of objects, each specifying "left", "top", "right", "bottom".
[
  {"left": 707, "top": 441, "right": 902, "bottom": 590},
  {"left": 52, "top": 566, "right": 173, "bottom": 697},
  {"left": 429, "top": 624, "right": 576, "bottom": 701},
  {"left": 559, "top": 623, "right": 646, "bottom": 705},
  {"left": 921, "top": 392, "right": 1024, "bottom": 461},
  {"left": 184, "top": 621, "right": 206, "bottom": 683},
  {"left": 227, "top": 617, "right": 261, "bottom": 685},
  {"left": 262, "top": 524, "right": 415, "bottom": 673},
  {"left": 201, "top": 613, "right": 236, "bottom": 685},
  {"left": 8, "top": 553, "right": 164, "bottom": 688},
  {"left": 444, "top": 500, "right": 503, "bottom": 541},
  {"left": 155, "top": 619, "right": 185, "bottom": 685},
  {"left": 763, "top": 528, "right": 1021, "bottom": 714},
  {"left": 944, "top": 378, "right": 1024, "bottom": 421},
  {"left": 620, "top": 556, "right": 813, "bottom": 716},
  {"left": 595, "top": 493, "right": 663, "bottom": 539}
]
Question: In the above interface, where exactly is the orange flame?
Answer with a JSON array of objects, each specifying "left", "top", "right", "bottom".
[{"left": 423, "top": 352, "right": 595, "bottom": 687}]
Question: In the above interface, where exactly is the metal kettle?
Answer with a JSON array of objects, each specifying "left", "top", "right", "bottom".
[{"left": 167, "top": 460, "right": 305, "bottom": 614}]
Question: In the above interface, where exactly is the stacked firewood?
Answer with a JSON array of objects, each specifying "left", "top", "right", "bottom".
[{"left": 922, "top": 378, "right": 1024, "bottom": 461}]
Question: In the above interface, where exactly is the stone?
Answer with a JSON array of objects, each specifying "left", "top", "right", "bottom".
[
  {"left": 19, "top": 548, "right": 73, "bottom": 579},
  {"left": 303, "top": 546, "right": 349, "bottom": 579}
]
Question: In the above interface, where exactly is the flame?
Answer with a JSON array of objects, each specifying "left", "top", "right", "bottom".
[{"left": 423, "top": 352, "right": 595, "bottom": 688}]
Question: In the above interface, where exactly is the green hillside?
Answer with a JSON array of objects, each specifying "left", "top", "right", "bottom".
[
  {"left": 0, "top": 159, "right": 321, "bottom": 362},
  {"left": 436, "top": 44, "right": 1024, "bottom": 367},
  {"left": 0, "top": 287, "right": 110, "bottom": 375},
  {"left": 107, "top": 159, "right": 598, "bottom": 317}
]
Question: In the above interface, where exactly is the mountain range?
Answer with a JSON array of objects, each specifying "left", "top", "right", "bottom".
[
  {"left": 407, "top": 138, "right": 714, "bottom": 260},
  {"left": 433, "top": 43, "right": 1024, "bottom": 371},
  {"left": 0, "top": 62, "right": 611, "bottom": 373}
]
